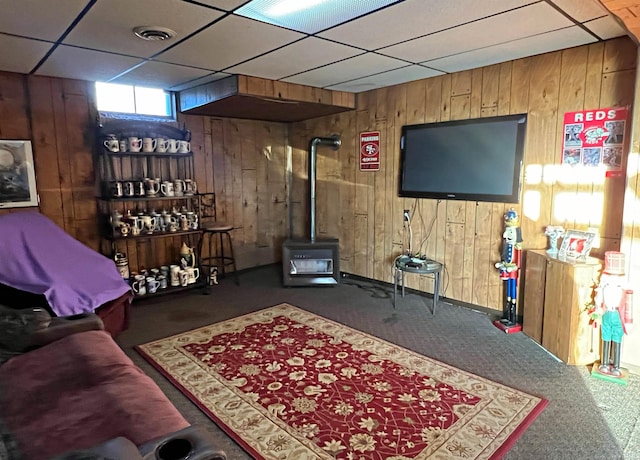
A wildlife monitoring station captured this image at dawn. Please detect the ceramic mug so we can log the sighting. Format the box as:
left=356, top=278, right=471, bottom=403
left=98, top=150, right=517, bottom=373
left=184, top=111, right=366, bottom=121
left=131, top=274, right=146, bottom=296
left=166, top=139, right=178, bottom=153
left=156, top=138, right=168, bottom=153
left=104, top=136, right=119, bottom=152
left=109, top=181, right=123, bottom=198
left=123, top=181, right=135, bottom=197
left=179, top=270, right=189, bottom=287
left=173, top=179, right=185, bottom=197
left=146, top=276, right=160, bottom=294
left=142, top=137, right=157, bottom=153
left=118, top=139, right=128, bottom=152
left=128, top=137, right=142, bottom=152
left=135, top=180, right=146, bottom=197
left=157, top=275, right=168, bottom=289
left=161, top=181, right=174, bottom=197
left=177, top=140, right=190, bottom=153
left=144, top=177, right=160, bottom=196
left=170, top=265, right=180, bottom=286
left=186, top=267, right=200, bottom=284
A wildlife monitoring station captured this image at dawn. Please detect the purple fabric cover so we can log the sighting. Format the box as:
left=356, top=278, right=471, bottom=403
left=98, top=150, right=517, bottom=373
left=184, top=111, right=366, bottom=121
left=0, top=330, right=189, bottom=459
left=0, top=212, right=131, bottom=316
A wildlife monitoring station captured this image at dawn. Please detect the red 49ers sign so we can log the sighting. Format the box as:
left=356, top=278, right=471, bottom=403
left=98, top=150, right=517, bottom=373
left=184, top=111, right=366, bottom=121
left=360, top=131, right=380, bottom=171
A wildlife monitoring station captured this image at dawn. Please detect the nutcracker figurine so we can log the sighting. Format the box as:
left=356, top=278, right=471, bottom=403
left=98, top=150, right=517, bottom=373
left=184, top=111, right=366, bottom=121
left=494, top=209, right=523, bottom=333
left=591, top=251, right=634, bottom=383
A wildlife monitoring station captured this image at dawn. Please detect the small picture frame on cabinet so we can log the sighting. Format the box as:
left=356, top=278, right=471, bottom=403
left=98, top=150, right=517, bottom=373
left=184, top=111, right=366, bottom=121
left=0, top=140, right=39, bottom=208
left=558, top=230, right=596, bottom=260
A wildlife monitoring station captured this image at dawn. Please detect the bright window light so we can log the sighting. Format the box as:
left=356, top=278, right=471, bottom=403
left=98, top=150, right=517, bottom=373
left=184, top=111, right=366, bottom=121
left=96, top=82, right=135, bottom=113
left=95, top=82, right=173, bottom=117
left=235, top=0, right=398, bottom=34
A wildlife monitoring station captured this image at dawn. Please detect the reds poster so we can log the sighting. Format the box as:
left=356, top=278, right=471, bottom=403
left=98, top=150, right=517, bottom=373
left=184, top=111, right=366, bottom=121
left=360, top=131, right=380, bottom=171
left=562, top=107, right=628, bottom=176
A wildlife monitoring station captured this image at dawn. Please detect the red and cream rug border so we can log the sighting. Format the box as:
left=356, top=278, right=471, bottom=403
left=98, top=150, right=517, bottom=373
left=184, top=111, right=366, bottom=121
left=136, top=303, right=547, bottom=459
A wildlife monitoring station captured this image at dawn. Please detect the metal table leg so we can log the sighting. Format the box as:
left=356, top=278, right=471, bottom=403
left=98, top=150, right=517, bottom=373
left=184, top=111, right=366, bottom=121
left=432, top=271, right=440, bottom=315
left=393, top=267, right=398, bottom=308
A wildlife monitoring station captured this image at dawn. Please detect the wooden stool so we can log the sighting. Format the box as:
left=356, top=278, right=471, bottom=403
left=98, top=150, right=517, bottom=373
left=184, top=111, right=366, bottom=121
left=196, top=193, right=238, bottom=288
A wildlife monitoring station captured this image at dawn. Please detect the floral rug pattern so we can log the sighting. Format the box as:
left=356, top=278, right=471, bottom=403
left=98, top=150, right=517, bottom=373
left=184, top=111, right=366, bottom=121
left=137, top=304, right=546, bottom=459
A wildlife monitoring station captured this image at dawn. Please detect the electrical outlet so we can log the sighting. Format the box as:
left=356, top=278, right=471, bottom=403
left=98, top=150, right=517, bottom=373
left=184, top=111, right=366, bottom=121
left=403, top=210, right=410, bottom=221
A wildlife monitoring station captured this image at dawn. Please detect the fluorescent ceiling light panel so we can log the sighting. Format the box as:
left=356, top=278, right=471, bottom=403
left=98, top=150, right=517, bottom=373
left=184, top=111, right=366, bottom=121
left=235, top=0, right=398, bottom=34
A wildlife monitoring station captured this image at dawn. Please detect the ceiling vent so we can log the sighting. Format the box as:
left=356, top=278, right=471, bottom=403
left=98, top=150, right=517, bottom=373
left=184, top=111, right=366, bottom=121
left=133, top=26, right=177, bottom=41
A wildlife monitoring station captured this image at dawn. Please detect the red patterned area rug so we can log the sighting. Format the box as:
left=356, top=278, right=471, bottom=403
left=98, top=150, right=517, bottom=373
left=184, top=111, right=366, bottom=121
left=137, top=303, right=547, bottom=459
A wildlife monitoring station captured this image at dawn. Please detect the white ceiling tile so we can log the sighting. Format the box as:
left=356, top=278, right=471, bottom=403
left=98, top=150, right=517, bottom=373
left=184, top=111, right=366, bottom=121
left=35, top=45, right=143, bottom=82
left=0, top=34, right=53, bottom=74
left=379, top=2, right=573, bottom=63
left=0, top=0, right=88, bottom=41
left=318, top=0, right=537, bottom=50
left=551, top=0, right=608, bottom=22
left=64, top=0, right=224, bottom=58
left=110, top=60, right=215, bottom=89
left=234, top=0, right=398, bottom=34
left=157, top=15, right=304, bottom=70
left=423, top=26, right=597, bottom=73
left=584, top=16, right=628, bottom=40
left=191, top=0, right=247, bottom=11
left=326, top=65, right=444, bottom=92
left=170, top=72, right=231, bottom=91
left=226, top=37, right=363, bottom=80
left=282, top=53, right=409, bottom=88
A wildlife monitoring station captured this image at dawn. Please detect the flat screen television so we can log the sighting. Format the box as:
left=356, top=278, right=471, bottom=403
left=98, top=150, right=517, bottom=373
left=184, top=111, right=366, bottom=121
left=399, top=114, right=527, bottom=203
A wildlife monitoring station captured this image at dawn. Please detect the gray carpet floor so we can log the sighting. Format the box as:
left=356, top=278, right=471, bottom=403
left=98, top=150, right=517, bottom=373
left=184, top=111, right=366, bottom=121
left=116, top=265, right=640, bottom=460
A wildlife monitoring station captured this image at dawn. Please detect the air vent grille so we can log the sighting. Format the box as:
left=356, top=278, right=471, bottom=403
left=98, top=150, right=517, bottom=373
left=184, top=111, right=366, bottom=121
left=133, top=26, right=176, bottom=41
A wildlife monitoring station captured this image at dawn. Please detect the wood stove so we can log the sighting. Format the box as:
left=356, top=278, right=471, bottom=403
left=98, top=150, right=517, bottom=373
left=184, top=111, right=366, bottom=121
left=282, top=136, right=341, bottom=286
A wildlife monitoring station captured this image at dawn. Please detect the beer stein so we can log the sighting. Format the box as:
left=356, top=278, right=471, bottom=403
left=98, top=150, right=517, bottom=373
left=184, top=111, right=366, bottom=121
left=109, top=181, right=123, bottom=198
left=161, top=181, right=175, bottom=197
left=135, top=180, right=146, bottom=197
left=173, top=179, right=185, bottom=197
left=123, top=181, right=135, bottom=197
left=156, top=138, right=168, bottom=153
left=166, top=139, right=178, bottom=153
left=177, top=140, right=191, bottom=154
left=144, top=177, right=160, bottom=196
left=128, top=137, right=143, bottom=152
left=142, top=137, right=157, bottom=153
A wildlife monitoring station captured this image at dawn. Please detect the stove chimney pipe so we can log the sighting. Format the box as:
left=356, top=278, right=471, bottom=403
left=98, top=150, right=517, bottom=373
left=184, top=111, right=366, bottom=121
left=309, top=135, right=341, bottom=242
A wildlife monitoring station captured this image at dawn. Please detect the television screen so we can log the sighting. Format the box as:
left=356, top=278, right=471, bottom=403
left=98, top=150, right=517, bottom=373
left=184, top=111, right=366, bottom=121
left=399, top=114, right=527, bottom=203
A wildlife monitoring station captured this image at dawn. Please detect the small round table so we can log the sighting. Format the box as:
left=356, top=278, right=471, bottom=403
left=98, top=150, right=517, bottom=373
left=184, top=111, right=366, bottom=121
left=393, top=256, right=443, bottom=314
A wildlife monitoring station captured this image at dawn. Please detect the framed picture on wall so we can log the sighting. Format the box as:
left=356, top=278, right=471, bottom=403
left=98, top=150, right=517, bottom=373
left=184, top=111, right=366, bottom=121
left=558, top=230, right=596, bottom=260
left=0, top=140, right=38, bottom=208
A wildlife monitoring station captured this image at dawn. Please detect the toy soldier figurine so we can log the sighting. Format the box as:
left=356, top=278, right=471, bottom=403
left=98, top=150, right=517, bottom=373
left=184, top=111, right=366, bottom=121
left=592, top=251, right=633, bottom=380
left=494, top=209, right=523, bottom=332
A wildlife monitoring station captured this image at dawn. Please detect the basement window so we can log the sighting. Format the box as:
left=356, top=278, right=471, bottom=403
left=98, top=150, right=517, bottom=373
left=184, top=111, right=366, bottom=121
left=95, top=82, right=175, bottom=121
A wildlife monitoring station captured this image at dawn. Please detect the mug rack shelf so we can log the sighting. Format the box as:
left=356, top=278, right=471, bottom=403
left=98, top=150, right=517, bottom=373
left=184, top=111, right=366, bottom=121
left=105, top=229, right=202, bottom=241
left=96, top=119, right=204, bottom=299
left=97, top=195, right=197, bottom=202
left=102, top=151, right=193, bottom=158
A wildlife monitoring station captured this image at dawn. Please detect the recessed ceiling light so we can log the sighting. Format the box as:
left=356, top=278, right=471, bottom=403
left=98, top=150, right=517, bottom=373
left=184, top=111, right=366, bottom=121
left=235, top=0, right=398, bottom=34
left=133, top=26, right=177, bottom=41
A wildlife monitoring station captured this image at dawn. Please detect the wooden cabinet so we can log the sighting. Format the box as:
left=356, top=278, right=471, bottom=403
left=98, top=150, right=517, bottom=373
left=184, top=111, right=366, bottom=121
left=523, top=249, right=602, bottom=365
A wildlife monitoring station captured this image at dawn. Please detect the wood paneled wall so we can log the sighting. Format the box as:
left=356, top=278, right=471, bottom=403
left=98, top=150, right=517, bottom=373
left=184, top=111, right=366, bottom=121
left=183, top=115, right=289, bottom=269
left=0, top=73, right=97, bottom=246
left=290, top=37, right=638, bottom=313
left=0, top=71, right=290, bottom=272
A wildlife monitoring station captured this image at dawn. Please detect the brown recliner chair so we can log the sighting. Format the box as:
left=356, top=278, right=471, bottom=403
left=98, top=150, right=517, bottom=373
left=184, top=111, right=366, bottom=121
left=0, top=307, right=227, bottom=460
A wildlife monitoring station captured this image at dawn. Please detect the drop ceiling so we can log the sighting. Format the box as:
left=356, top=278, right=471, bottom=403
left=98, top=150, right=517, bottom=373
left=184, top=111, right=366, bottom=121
left=0, top=0, right=632, bottom=95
